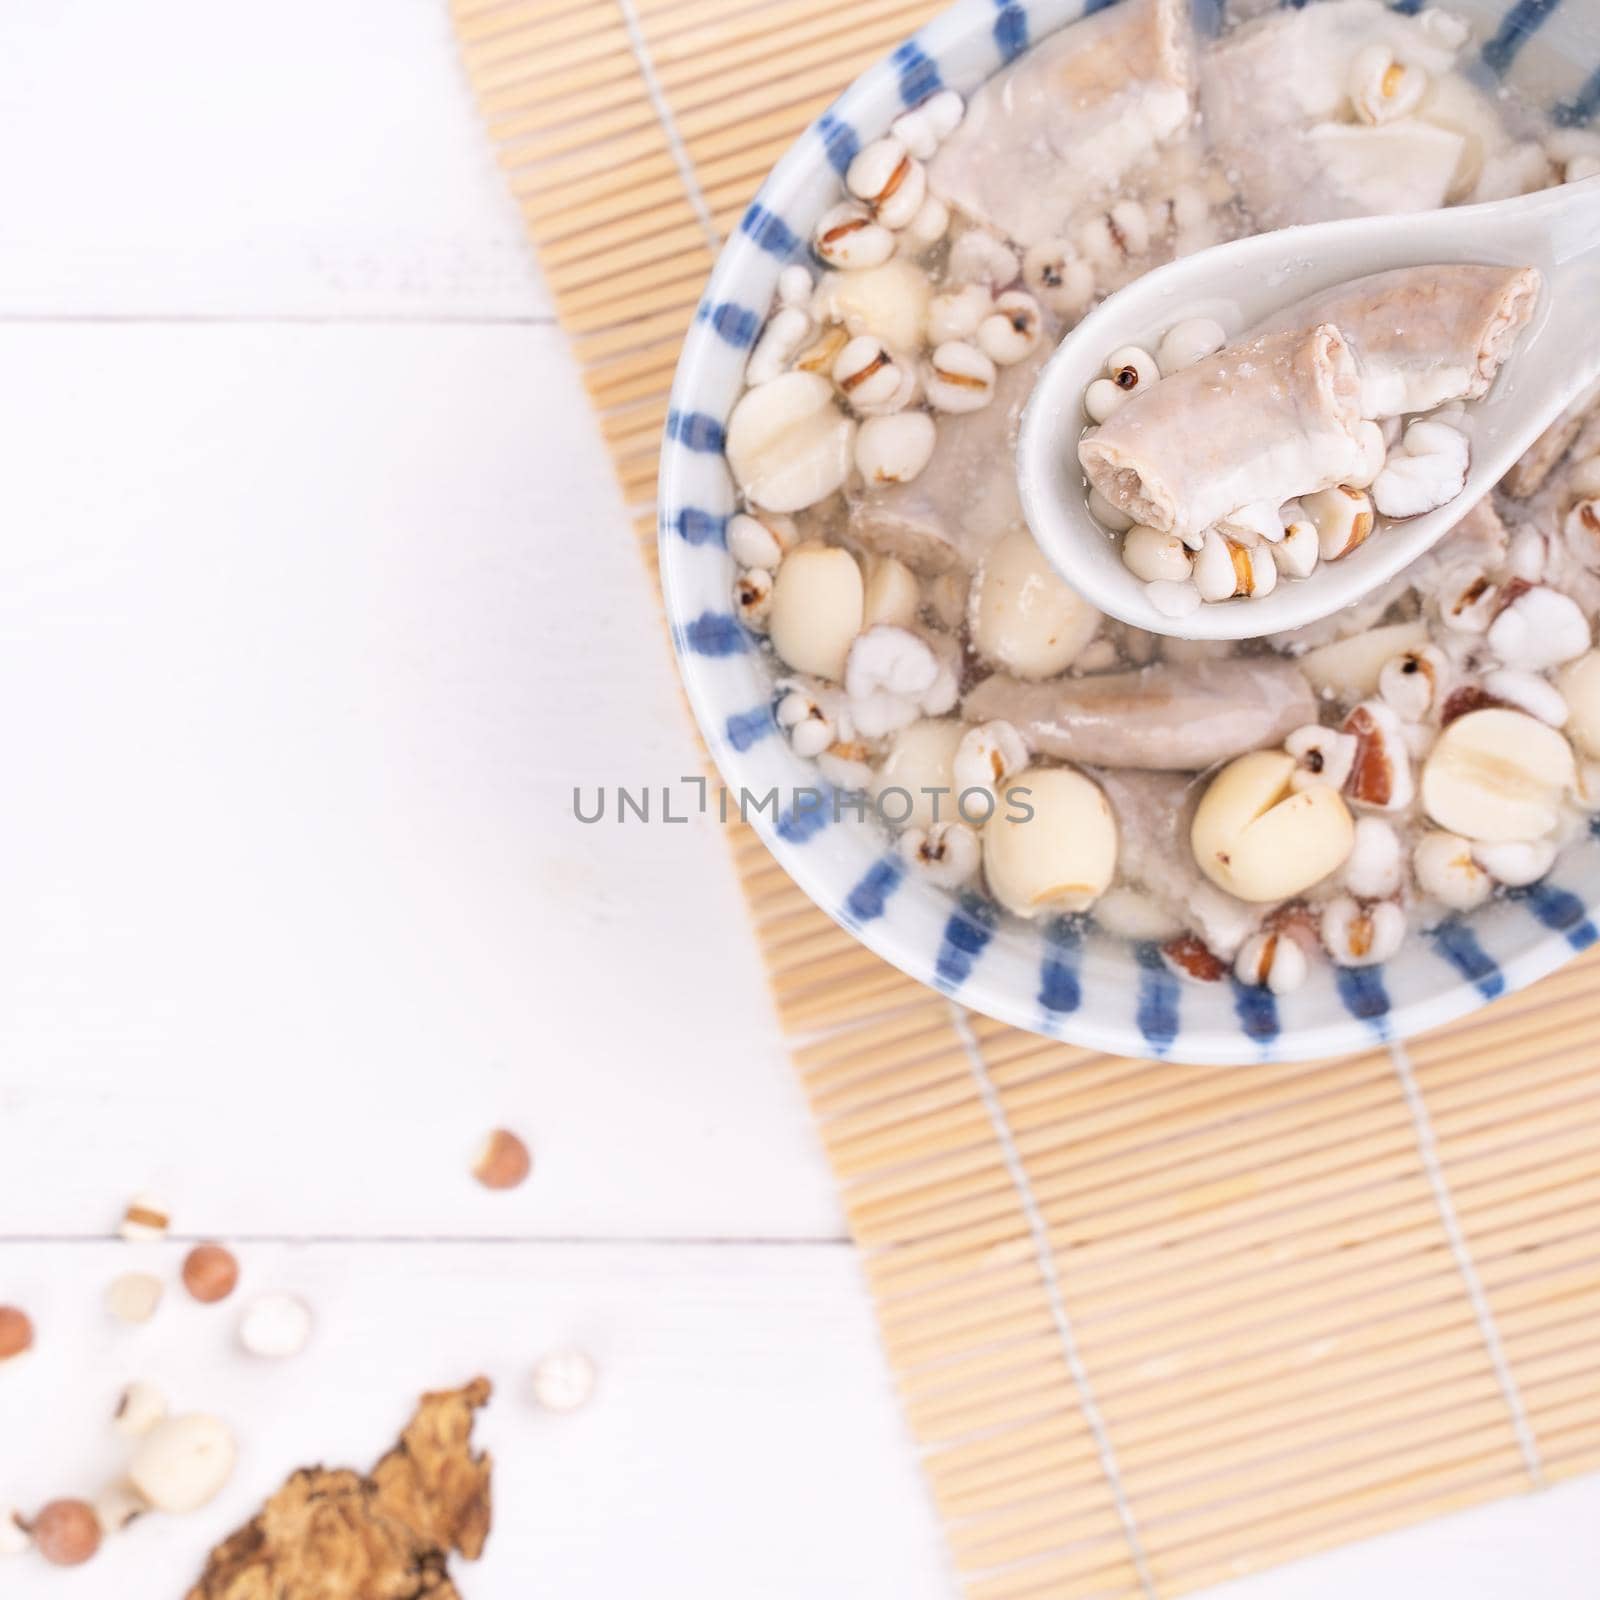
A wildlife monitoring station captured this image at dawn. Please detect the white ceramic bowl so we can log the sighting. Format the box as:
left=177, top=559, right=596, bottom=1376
left=658, top=0, right=1600, bottom=1064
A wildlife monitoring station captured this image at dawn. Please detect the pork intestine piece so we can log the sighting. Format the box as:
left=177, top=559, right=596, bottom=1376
left=846, top=346, right=1047, bottom=574
left=927, top=0, right=1194, bottom=248
left=1079, top=325, right=1365, bottom=543
left=1261, top=265, right=1541, bottom=418
left=962, top=658, right=1317, bottom=770
left=1200, top=0, right=1472, bottom=228
left=1505, top=377, right=1600, bottom=499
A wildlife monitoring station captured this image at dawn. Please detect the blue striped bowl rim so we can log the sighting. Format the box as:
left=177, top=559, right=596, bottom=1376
left=658, top=0, right=1600, bottom=1063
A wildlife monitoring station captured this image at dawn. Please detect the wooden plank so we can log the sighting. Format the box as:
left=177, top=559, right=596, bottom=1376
left=0, top=1242, right=946, bottom=1599
left=0, top=322, right=829, bottom=1240
left=0, top=0, right=547, bottom=319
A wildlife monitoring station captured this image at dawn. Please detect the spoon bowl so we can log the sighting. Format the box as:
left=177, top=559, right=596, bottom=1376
left=1018, top=179, right=1600, bottom=641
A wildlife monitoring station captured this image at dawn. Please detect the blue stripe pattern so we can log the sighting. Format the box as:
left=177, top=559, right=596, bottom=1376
left=682, top=612, right=748, bottom=657
left=1482, top=0, right=1562, bottom=75
left=673, top=507, right=725, bottom=546
left=1038, top=919, right=1082, bottom=1015
left=892, top=41, right=942, bottom=106
left=776, top=788, right=834, bottom=844
left=1510, top=881, right=1598, bottom=949
left=994, top=1, right=1029, bottom=61
left=1231, top=978, right=1280, bottom=1046
left=739, top=203, right=800, bottom=258
left=1134, top=942, right=1179, bottom=1054
left=936, top=894, right=997, bottom=989
left=1556, top=66, right=1600, bottom=126
left=699, top=301, right=760, bottom=348
left=657, top=0, right=1600, bottom=1061
left=1335, top=966, right=1391, bottom=1030
left=817, top=112, right=859, bottom=176
left=724, top=707, right=775, bottom=752
left=1431, top=918, right=1506, bottom=998
left=666, top=411, right=725, bottom=452
left=845, top=856, right=904, bottom=924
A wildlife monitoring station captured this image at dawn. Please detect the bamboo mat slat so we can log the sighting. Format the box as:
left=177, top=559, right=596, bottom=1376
left=451, top=3, right=1600, bottom=1592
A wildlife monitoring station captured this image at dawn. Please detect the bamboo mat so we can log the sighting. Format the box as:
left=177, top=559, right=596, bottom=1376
left=451, top=2, right=1600, bottom=1592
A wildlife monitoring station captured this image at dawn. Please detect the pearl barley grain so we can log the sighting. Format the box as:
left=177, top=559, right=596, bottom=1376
left=533, top=1350, right=597, bottom=1413
left=119, top=1195, right=170, bottom=1242
left=94, top=1483, right=148, bottom=1537
left=1156, top=317, right=1226, bottom=374
left=812, top=201, right=895, bottom=270
left=1123, top=525, right=1193, bottom=584
left=0, top=1509, right=28, bottom=1557
left=238, top=1294, right=313, bottom=1360
left=1104, top=346, right=1160, bottom=397
left=1088, top=487, right=1134, bottom=532
left=855, top=411, right=936, bottom=487
left=924, top=342, right=996, bottom=413
left=1023, top=241, right=1094, bottom=316
left=1085, top=377, right=1129, bottom=424
left=1146, top=579, right=1202, bottom=619
left=976, top=292, right=1042, bottom=366
left=926, top=284, right=992, bottom=345
left=114, top=1381, right=168, bottom=1438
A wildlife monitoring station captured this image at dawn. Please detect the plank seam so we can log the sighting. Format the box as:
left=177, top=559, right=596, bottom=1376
left=615, top=0, right=722, bottom=252
left=1388, top=1034, right=1547, bottom=1489
left=947, top=999, right=1160, bottom=1600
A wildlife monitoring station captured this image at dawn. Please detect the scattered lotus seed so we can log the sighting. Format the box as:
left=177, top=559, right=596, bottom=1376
left=238, top=1292, right=313, bottom=1359
left=129, top=1414, right=237, bottom=1513
left=532, top=1350, right=597, bottom=1413
left=106, top=1271, right=164, bottom=1325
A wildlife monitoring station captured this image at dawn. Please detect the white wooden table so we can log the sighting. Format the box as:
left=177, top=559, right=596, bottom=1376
left=0, top=2, right=1595, bottom=1593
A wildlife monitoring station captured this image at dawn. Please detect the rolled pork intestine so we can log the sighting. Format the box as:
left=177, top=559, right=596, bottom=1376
left=719, top=0, right=1600, bottom=989
left=1261, top=264, right=1541, bottom=416
left=927, top=0, right=1196, bottom=250
left=1078, top=264, right=1540, bottom=579
left=1079, top=323, right=1370, bottom=545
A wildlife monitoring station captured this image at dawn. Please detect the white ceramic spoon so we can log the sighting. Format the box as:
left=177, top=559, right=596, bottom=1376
left=1018, top=178, right=1600, bottom=641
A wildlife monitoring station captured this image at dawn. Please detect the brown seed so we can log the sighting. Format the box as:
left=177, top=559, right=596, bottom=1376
left=1161, top=934, right=1228, bottom=982
left=0, top=1305, right=33, bottom=1360
left=1342, top=705, right=1397, bottom=807
left=182, top=1244, right=240, bottom=1304
left=30, top=1500, right=101, bottom=1567
left=1441, top=684, right=1506, bottom=726
left=472, top=1129, right=531, bottom=1191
